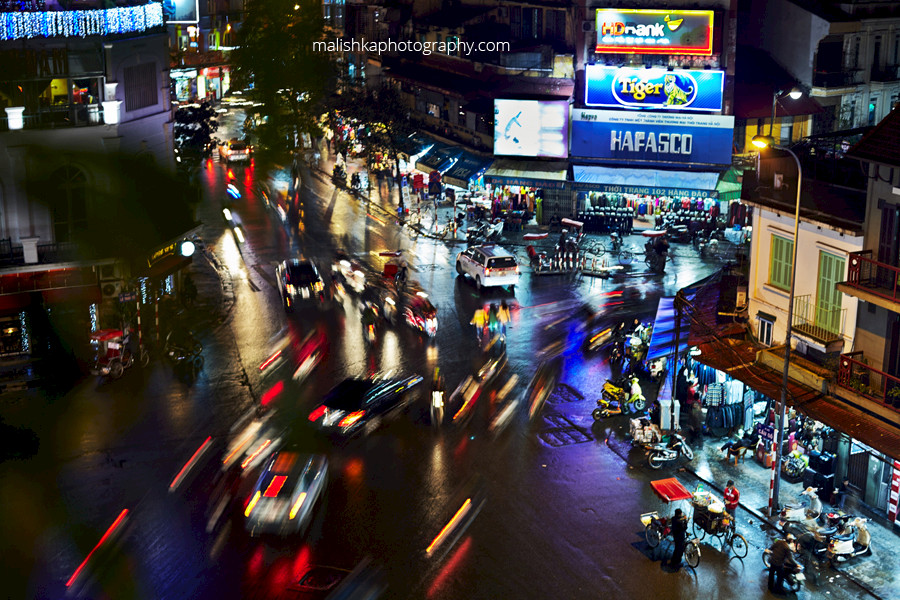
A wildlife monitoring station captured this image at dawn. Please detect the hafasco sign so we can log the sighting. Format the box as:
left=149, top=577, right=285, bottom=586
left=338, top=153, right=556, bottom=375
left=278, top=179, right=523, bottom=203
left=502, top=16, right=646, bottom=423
left=595, top=9, right=714, bottom=55
left=570, top=108, right=735, bottom=167
left=585, top=65, right=724, bottom=112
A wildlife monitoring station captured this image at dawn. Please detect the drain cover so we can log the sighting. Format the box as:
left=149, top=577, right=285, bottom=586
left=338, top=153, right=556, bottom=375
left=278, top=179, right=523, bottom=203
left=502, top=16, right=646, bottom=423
left=547, top=383, right=585, bottom=403
left=537, top=413, right=593, bottom=447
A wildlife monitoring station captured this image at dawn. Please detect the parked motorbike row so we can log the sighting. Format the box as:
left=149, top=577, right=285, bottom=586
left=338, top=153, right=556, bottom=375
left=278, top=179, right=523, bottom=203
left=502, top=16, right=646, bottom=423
left=91, top=326, right=203, bottom=382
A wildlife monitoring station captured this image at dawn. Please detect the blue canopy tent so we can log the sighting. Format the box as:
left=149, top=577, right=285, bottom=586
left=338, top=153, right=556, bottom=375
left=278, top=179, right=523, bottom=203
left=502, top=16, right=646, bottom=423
left=646, top=272, right=722, bottom=362
left=415, top=140, right=464, bottom=174
left=443, top=151, right=493, bottom=189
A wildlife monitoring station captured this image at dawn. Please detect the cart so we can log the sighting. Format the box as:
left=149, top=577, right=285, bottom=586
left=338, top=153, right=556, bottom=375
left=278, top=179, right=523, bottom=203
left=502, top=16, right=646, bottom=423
left=641, top=478, right=701, bottom=568
left=690, top=489, right=749, bottom=558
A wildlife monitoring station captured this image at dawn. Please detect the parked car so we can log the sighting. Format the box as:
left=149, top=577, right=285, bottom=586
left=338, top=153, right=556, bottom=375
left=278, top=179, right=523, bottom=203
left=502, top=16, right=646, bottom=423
left=307, top=374, right=424, bottom=437
left=456, top=244, right=519, bottom=290
left=277, top=258, right=327, bottom=312
left=219, top=138, right=251, bottom=163
left=244, top=450, right=328, bottom=537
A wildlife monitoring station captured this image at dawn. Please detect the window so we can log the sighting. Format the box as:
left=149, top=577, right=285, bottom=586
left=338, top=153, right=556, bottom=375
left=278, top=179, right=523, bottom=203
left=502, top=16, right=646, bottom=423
left=853, top=37, right=861, bottom=68
left=123, top=62, right=158, bottom=112
left=769, top=234, right=794, bottom=291
left=816, top=251, right=846, bottom=335
left=758, top=317, right=774, bottom=346
left=50, top=165, right=88, bottom=243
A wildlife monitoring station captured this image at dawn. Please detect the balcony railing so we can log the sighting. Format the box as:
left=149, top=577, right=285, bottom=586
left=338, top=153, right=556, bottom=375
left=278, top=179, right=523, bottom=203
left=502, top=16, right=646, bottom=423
left=792, top=294, right=845, bottom=344
left=812, top=69, right=863, bottom=88
left=844, top=250, right=900, bottom=303
left=837, top=351, right=900, bottom=413
left=1, top=105, right=104, bottom=132
left=0, top=239, right=82, bottom=268
left=870, top=65, right=900, bottom=82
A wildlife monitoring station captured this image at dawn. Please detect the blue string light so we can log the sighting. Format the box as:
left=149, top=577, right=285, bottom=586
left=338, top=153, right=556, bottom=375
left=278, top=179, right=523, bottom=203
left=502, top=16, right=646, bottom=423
left=0, top=4, right=164, bottom=41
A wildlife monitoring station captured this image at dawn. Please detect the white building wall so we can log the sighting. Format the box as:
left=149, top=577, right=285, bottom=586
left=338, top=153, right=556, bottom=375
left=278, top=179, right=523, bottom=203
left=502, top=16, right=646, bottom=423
left=748, top=205, right=863, bottom=353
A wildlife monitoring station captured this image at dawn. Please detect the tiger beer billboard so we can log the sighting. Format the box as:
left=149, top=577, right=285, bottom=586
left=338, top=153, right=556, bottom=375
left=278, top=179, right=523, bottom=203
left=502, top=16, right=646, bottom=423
left=595, top=9, right=714, bottom=55
left=585, top=65, right=724, bottom=112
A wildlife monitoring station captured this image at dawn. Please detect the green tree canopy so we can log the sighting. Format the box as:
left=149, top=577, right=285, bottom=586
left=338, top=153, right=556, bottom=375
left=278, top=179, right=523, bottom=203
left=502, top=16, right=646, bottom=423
left=333, top=83, right=414, bottom=164
left=231, top=0, right=336, bottom=158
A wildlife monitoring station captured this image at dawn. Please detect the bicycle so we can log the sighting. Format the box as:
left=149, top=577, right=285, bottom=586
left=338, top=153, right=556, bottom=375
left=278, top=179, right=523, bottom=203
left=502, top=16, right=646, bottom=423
left=691, top=499, right=748, bottom=558
left=644, top=515, right=702, bottom=568
left=587, top=235, right=634, bottom=265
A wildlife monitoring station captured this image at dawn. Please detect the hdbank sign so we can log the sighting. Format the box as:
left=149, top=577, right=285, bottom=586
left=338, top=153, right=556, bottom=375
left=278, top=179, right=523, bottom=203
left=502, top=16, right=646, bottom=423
left=571, top=109, right=734, bottom=167
left=585, top=65, right=724, bottom=112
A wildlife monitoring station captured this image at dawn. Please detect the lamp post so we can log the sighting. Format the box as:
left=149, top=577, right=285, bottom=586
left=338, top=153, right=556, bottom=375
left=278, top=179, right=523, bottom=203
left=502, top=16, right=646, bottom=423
left=770, top=87, right=804, bottom=137
left=752, top=134, right=802, bottom=516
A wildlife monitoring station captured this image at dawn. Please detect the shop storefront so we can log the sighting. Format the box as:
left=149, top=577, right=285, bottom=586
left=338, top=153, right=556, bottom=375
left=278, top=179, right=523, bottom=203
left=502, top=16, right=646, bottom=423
left=484, top=159, right=570, bottom=225
left=572, top=165, right=723, bottom=236
left=442, top=150, right=493, bottom=194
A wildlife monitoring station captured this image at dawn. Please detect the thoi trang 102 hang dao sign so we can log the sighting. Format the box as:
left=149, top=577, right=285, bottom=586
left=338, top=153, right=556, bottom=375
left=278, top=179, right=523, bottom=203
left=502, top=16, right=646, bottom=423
left=585, top=65, right=724, bottom=112
left=595, top=9, right=714, bottom=55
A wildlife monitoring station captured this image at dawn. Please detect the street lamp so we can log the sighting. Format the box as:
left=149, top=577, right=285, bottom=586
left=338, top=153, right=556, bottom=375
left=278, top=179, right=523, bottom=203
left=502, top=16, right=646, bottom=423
left=771, top=86, right=804, bottom=137
left=752, top=134, right=802, bottom=516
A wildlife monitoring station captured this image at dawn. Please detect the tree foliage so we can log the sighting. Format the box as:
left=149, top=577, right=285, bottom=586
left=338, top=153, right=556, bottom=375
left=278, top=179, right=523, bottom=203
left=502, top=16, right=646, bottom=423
left=333, top=83, right=414, bottom=163
left=173, top=102, right=219, bottom=170
left=231, top=0, right=336, bottom=157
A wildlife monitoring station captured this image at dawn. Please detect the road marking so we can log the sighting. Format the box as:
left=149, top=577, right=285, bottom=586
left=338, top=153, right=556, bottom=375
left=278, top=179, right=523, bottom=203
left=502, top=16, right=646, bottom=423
left=252, top=264, right=277, bottom=289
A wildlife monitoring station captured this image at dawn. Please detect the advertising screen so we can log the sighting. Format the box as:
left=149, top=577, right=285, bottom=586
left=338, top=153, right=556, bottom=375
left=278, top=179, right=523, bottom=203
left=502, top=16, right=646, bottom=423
left=494, top=99, right=568, bottom=159
left=585, top=65, right=724, bottom=112
left=595, top=9, right=714, bottom=55
left=162, top=0, right=199, bottom=24
left=570, top=108, right=734, bottom=167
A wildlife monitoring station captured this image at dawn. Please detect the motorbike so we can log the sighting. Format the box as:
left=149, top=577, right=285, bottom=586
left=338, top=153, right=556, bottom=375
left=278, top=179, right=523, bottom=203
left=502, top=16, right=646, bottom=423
left=431, top=368, right=445, bottom=428
left=477, top=334, right=508, bottom=385
left=778, top=487, right=823, bottom=529
left=332, top=164, right=347, bottom=186
left=645, top=432, right=694, bottom=469
left=593, top=377, right=647, bottom=420
left=402, top=291, right=437, bottom=338
left=827, top=517, right=871, bottom=563
left=485, top=218, right=504, bottom=241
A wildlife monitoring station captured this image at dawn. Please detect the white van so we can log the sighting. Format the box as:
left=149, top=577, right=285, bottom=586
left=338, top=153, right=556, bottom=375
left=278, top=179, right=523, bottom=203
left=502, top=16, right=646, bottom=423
left=455, top=245, right=519, bottom=290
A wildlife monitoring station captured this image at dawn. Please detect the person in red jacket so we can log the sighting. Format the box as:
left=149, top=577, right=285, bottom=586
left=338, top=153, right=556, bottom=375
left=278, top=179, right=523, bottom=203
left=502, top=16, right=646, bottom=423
left=724, top=480, right=740, bottom=515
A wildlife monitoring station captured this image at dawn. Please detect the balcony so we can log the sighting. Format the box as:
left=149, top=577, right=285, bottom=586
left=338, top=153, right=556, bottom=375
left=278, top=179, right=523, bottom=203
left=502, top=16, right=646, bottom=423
left=791, top=294, right=845, bottom=348
left=0, top=240, right=83, bottom=269
left=0, top=104, right=106, bottom=132
left=836, top=351, right=900, bottom=417
left=870, top=64, right=900, bottom=83
left=837, top=250, right=900, bottom=313
left=812, top=69, right=863, bottom=89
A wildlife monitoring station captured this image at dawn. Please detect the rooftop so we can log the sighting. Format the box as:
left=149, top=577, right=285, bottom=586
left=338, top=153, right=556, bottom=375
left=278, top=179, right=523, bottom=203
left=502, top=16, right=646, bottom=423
left=847, top=107, right=900, bottom=168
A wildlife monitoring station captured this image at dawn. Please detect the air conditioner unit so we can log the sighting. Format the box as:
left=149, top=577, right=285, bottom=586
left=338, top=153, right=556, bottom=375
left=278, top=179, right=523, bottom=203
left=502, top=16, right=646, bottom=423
left=582, top=20, right=594, bottom=32
left=101, top=281, right=123, bottom=299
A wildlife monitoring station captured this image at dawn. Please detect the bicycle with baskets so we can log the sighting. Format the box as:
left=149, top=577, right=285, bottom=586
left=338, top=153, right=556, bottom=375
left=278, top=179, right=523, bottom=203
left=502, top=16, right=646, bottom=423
left=691, top=487, right=749, bottom=558
left=586, top=232, right=634, bottom=265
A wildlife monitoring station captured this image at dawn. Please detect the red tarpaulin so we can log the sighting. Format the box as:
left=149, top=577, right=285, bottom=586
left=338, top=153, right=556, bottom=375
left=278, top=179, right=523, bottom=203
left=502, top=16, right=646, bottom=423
left=651, top=478, right=693, bottom=503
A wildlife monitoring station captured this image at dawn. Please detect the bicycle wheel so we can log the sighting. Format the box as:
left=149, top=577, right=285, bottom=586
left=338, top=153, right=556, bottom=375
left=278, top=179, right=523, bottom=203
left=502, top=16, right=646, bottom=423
left=140, top=348, right=151, bottom=368
left=618, top=250, right=634, bottom=265
left=692, top=519, right=706, bottom=541
left=645, top=524, right=661, bottom=548
left=591, top=243, right=606, bottom=256
left=729, top=533, right=748, bottom=558
left=685, top=541, right=700, bottom=568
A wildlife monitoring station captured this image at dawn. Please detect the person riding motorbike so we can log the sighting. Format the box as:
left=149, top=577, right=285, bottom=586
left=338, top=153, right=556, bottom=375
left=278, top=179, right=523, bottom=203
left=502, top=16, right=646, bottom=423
left=768, top=534, right=799, bottom=594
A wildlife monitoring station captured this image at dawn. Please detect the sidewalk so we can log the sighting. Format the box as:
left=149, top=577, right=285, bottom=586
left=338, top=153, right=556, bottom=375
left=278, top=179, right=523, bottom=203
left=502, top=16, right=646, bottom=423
left=682, top=426, right=899, bottom=600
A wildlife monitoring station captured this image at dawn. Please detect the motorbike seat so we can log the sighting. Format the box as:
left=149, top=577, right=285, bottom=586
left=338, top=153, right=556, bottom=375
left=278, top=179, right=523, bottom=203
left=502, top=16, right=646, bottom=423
left=833, top=533, right=855, bottom=541
left=818, top=526, right=837, bottom=536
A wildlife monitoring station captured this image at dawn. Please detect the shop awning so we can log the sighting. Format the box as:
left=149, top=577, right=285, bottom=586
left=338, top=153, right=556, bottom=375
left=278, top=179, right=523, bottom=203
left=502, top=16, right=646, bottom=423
left=141, top=255, right=193, bottom=280
left=572, top=165, right=721, bottom=199
left=484, top=159, right=568, bottom=190
left=647, top=297, right=691, bottom=362
left=415, top=141, right=464, bottom=174
left=397, top=133, right=434, bottom=160
left=443, top=151, right=493, bottom=189
left=716, top=167, right=744, bottom=203
left=692, top=337, right=900, bottom=461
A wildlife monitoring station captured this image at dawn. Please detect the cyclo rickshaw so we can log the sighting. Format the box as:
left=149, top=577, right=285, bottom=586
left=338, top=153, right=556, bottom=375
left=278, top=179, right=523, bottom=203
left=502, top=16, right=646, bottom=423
left=690, top=488, right=749, bottom=557
left=90, top=328, right=138, bottom=380
left=642, top=478, right=701, bottom=568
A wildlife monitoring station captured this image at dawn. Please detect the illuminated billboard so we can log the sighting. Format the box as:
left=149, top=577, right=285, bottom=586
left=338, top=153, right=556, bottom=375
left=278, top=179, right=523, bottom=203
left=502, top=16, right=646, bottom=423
left=570, top=108, right=734, bottom=167
left=163, top=0, right=199, bottom=24
left=595, top=9, right=714, bottom=55
left=494, top=99, right=568, bottom=159
left=585, top=65, right=724, bottom=112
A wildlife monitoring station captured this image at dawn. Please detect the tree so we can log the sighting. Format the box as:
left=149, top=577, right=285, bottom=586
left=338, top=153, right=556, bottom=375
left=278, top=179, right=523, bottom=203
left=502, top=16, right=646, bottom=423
left=334, top=83, right=415, bottom=171
left=231, top=0, right=336, bottom=159
left=173, top=102, right=219, bottom=173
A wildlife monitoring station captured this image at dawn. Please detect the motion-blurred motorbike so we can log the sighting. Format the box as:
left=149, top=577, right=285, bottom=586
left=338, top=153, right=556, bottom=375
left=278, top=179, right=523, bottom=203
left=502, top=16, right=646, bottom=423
left=645, top=433, right=693, bottom=469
